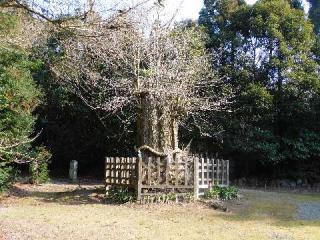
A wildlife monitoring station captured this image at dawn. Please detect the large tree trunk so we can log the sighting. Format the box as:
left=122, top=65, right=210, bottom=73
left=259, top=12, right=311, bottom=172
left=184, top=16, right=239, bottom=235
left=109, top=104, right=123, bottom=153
left=137, top=94, right=178, bottom=153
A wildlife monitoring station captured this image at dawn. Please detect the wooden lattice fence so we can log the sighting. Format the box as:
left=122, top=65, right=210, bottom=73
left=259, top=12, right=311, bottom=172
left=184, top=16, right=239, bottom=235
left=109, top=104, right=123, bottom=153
left=197, top=158, right=229, bottom=196
left=105, top=157, right=137, bottom=187
left=136, top=154, right=197, bottom=201
left=105, top=155, right=229, bottom=200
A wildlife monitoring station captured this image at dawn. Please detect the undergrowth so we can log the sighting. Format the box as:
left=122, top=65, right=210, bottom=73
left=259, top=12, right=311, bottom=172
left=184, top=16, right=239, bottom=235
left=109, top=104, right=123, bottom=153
left=109, top=186, right=135, bottom=203
left=203, top=186, right=239, bottom=200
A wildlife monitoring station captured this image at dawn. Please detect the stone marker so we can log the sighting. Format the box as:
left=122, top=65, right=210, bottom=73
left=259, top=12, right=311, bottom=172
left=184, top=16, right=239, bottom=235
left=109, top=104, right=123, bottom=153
left=69, top=160, right=78, bottom=182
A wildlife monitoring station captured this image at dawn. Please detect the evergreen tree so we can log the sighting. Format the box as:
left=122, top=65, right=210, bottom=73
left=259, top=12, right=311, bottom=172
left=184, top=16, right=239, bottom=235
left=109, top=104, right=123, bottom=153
left=200, top=0, right=320, bottom=180
left=0, top=12, right=50, bottom=188
left=308, top=0, right=320, bottom=34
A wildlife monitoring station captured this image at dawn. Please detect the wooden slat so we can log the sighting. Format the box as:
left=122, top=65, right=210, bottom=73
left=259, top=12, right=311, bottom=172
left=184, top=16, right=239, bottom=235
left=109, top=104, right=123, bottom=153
left=184, top=156, right=188, bottom=186
left=175, top=154, right=179, bottom=186
left=212, top=158, right=215, bottom=186
left=140, top=192, right=192, bottom=196
left=157, top=157, right=161, bottom=184
left=207, top=158, right=210, bottom=186
left=132, top=157, right=136, bottom=184
left=105, top=157, right=110, bottom=181
left=194, top=157, right=199, bottom=199
left=125, top=157, right=128, bottom=184
left=147, top=157, right=151, bottom=185
left=126, top=158, right=131, bottom=184
left=226, top=160, right=229, bottom=186
left=126, top=157, right=129, bottom=184
left=111, top=157, right=114, bottom=184
left=113, top=157, right=116, bottom=184
left=201, top=158, right=204, bottom=186
left=120, top=157, right=123, bottom=184
left=137, top=157, right=142, bottom=200
left=140, top=185, right=194, bottom=189
left=221, top=159, right=224, bottom=186
left=116, top=157, right=120, bottom=184
left=217, top=159, right=220, bottom=185
left=165, top=157, right=169, bottom=185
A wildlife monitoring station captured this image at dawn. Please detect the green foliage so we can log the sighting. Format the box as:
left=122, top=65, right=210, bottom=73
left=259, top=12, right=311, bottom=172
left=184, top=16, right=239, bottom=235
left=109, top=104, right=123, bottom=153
left=308, top=0, right=320, bottom=34
left=289, top=0, right=304, bottom=9
left=167, top=192, right=177, bottom=201
left=0, top=12, right=17, bottom=34
left=109, top=187, right=135, bottom=203
left=0, top=47, right=48, bottom=158
left=204, top=186, right=239, bottom=200
left=199, top=0, right=320, bottom=179
left=203, top=186, right=220, bottom=199
left=0, top=165, right=13, bottom=192
left=0, top=46, right=50, bottom=186
left=29, top=158, right=50, bottom=184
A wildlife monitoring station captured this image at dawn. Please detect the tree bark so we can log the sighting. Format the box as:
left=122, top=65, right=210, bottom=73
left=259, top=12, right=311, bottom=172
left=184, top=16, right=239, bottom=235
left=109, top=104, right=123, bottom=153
left=137, top=93, right=178, bottom=153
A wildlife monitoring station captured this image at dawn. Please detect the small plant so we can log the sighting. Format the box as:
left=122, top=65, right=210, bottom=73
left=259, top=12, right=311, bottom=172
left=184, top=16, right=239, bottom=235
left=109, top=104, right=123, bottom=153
left=203, top=186, right=220, bottom=200
left=167, top=192, right=177, bottom=201
left=109, top=187, right=135, bottom=203
left=219, top=186, right=239, bottom=200
left=29, top=161, right=50, bottom=184
left=204, top=186, right=239, bottom=201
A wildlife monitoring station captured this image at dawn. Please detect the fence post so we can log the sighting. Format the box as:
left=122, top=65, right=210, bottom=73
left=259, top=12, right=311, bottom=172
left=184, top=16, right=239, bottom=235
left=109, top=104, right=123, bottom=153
left=222, top=159, right=225, bottom=186
left=69, top=160, right=78, bottom=182
left=193, top=157, right=199, bottom=200
left=105, top=157, right=111, bottom=197
left=201, top=157, right=204, bottom=187
left=165, top=156, right=169, bottom=185
left=157, top=157, right=161, bottom=184
left=227, top=160, right=230, bottom=186
left=175, top=154, right=179, bottom=186
left=217, top=159, right=220, bottom=185
left=184, top=156, right=188, bottom=186
left=136, top=156, right=142, bottom=201
left=211, top=158, right=215, bottom=187
left=131, top=157, right=136, bottom=185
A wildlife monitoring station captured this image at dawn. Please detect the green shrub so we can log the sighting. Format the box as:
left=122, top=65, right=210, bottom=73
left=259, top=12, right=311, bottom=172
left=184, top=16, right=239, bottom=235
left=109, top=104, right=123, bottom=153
left=109, top=187, right=135, bottom=203
left=203, top=186, right=220, bottom=200
left=167, top=192, right=177, bottom=201
left=204, top=186, right=239, bottom=200
left=29, top=161, right=50, bottom=184
left=0, top=165, right=13, bottom=192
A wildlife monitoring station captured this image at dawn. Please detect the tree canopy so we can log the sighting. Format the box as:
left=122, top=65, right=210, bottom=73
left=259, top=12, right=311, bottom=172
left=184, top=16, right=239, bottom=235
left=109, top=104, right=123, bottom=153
left=199, top=0, right=320, bottom=180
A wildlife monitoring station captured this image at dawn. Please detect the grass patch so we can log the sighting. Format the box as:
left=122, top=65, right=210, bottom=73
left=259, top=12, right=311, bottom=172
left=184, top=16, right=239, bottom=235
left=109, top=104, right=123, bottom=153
left=291, top=193, right=320, bottom=202
left=1, top=183, right=320, bottom=240
left=248, top=200, right=296, bottom=220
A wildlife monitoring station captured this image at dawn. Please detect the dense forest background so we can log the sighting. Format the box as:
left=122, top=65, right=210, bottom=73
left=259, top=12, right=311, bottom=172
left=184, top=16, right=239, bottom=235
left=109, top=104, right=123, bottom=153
left=1, top=0, right=319, bottom=187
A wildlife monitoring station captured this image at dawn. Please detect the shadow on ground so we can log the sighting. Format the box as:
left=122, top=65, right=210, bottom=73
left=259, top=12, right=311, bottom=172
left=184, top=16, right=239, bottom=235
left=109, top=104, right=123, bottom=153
left=2, top=182, right=320, bottom=229
left=216, top=189, right=320, bottom=228
left=4, top=181, right=107, bottom=205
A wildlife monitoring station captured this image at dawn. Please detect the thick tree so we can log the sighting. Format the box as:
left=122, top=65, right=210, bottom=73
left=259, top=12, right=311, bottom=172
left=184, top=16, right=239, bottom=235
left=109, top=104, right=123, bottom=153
left=41, top=14, right=226, bottom=156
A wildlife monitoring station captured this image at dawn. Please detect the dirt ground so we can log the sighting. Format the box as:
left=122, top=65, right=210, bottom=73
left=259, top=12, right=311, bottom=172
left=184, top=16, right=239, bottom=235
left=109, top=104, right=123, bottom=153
left=0, top=180, right=319, bottom=240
